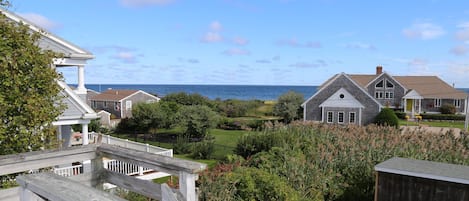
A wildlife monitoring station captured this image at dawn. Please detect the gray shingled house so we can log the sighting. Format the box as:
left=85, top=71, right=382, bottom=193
left=302, top=66, right=468, bottom=125
left=89, top=89, right=160, bottom=119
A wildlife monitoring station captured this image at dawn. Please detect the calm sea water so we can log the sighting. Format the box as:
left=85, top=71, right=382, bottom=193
left=83, top=84, right=469, bottom=101
left=85, top=84, right=318, bottom=100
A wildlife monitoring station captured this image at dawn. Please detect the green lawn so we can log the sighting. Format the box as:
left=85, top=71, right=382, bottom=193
left=111, top=128, right=249, bottom=168
left=399, top=119, right=466, bottom=129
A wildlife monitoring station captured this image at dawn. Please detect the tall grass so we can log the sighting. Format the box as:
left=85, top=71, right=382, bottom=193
left=199, top=122, right=469, bottom=201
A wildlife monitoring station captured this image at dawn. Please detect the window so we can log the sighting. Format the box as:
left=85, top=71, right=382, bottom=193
left=91, top=101, right=96, bottom=108
left=434, top=99, right=441, bottom=107
left=455, top=99, right=461, bottom=108
left=375, top=91, right=383, bottom=99
left=126, top=100, right=132, bottom=110
left=114, top=102, right=120, bottom=111
left=386, top=80, right=394, bottom=88
left=103, top=101, right=107, bottom=108
left=349, top=112, right=356, bottom=124
left=327, top=111, right=333, bottom=123
left=385, top=92, right=394, bottom=99
left=338, top=112, right=344, bottom=123
left=375, top=80, right=384, bottom=88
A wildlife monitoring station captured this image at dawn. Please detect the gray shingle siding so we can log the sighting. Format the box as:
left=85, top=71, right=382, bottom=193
left=304, top=74, right=381, bottom=125
left=366, top=74, right=406, bottom=108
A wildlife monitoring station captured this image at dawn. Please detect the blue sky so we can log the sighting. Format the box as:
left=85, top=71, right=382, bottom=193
left=8, top=0, right=469, bottom=87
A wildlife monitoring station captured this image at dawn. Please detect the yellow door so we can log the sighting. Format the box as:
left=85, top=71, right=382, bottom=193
left=406, top=99, right=413, bottom=111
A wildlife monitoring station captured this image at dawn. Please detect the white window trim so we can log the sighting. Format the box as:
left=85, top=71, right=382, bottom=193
left=455, top=99, right=461, bottom=108
left=338, top=112, right=345, bottom=124
left=375, top=79, right=384, bottom=89
left=435, top=99, right=441, bottom=107
left=327, top=111, right=333, bottom=123
left=385, top=80, right=394, bottom=89
left=349, top=112, right=356, bottom=124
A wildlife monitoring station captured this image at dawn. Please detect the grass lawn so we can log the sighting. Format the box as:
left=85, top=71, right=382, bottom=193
left=111, top=128, right=249, bottom=168
left=399, top=119, right=466, bottom=129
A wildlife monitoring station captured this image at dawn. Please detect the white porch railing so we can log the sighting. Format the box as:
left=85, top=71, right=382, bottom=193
left=36, top=132, right=173, bottom=180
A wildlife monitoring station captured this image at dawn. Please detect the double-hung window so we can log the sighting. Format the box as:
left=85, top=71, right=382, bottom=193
left=338, top=112, right=344, bottom=123
left=434, top=99, right=442, bottom=107
left=327, top=111, right=333, bottom=123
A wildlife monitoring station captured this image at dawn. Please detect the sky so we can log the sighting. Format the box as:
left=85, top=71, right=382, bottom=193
left=6, top=0, right=469, bottom=87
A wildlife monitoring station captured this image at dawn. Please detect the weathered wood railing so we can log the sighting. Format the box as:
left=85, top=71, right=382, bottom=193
left=0, top=144, right=206, bottom=201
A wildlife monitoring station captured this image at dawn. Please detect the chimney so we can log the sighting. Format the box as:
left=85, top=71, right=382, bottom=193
left=376, top=66, right=383, bottom=75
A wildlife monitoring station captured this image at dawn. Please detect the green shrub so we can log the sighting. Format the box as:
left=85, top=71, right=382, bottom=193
left=420, top=113, right=465, bottom=121
left=234, top=132, right=283, bottom=158
left=374, top=108, right=399, bottom=128
left=191, top=139, right=215, bottom=159
left=394, top=111, right=407, bottom=119
left=172, top=135, right=191, bottom=154
left=440, top=103, right=456, bottom=114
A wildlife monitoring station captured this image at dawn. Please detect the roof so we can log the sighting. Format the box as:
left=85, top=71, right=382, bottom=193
left=345, top=72, right=467, bottom=99
left=348, top=74, right=378, bottom=88
left=90, top=90, right=140, bottom=101
left=394, top=76, right=467, bottom=99
left=0, top=7, right=94, bottom=60
left=375, top=157, right=469, bottom=185
left=54, top=81, right=98, bottom=124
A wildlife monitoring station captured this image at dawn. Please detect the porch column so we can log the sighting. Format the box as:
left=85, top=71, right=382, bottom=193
left=77, top=65, right=86, bottom=94
left=412, top=99, right=415, bottom=117
left=82, top=123, right=89, bottom=145
left=403, top=98, right=407, bottom=113
left=418, top=99, right=422, bottom=114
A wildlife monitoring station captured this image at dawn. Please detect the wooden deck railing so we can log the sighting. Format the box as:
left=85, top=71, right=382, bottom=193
left=0, top=144, right=206, bottom=201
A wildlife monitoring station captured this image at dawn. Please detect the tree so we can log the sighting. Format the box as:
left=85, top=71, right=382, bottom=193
left=374, top=108, right=399, bottom=128
left=273, top=91, right=304, bottom=123
left=440, top=103, right=456, bottom=114
left=176, top=105, right=219, bottom=139
left=131, top=102, right=173, bottom=134
left=0, top=9, right=64, bottom=155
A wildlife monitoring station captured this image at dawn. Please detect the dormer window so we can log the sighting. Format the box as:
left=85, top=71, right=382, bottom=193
left=375, top=80, right=384, bottom=88
left=386, top=80, right=394, bottom=88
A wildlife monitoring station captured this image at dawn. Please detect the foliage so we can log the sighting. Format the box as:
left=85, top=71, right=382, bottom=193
left=374, top=108, right=399, bottom=128
left=420, top=113, right=465, bottom=121
left=199, top=165, right=304, bottom=201
left=272, top=91, right=304, bottom=123
left=440, top=103, right=456, bottom=114
left=162, top=92, right=212, bottom=107
left=172, top=135, right=191, bottom=154
left=191, top=136, right=215, bottom=159
left=394, top=111, right=407, bottom=119
left=0, top=10, right=64, bottom=155
left=234, top=129, right=283, bottom=158
left=71, top=119, right=101, bottom=133
left=115, top=117, right=138, bottom=133
left=214, top=99, right=263, bottom=117
left=201, top=122, right=469, bottom=201
left=176, top=105, right=220, bottom=139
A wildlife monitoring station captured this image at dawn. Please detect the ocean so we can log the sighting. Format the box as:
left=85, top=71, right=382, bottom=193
left=83, top=84, right=469, bottom=101
left=85, top=84, right=318, bottom=100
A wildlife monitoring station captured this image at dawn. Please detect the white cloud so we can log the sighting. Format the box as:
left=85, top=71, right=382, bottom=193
left=455, top=22, right=469, bottom=42
left=344, top=42, right=376, bottom=50
left=201, top=21, right=224, bottom=43
left=210, top=21, right=222, bottom=32
left=402, top=22, right=445, bottom=40
left=18, top=13, right=61, bottom=31
left=201, top=32, right=223, bottom=43
left=256, top=59, right=271, bottom=63
left=111, top=51, right=143, bottom=64
left=450, top=45, right=468, bottom=56
left=289, top=60, right=327, bottom=68
left=222, top=48, right=250, bottom=56
left=233, top=37, right=249, bottom=45
left=120, top=0, right=174, bottom=8
left=276, top=38, right=322, bottom=48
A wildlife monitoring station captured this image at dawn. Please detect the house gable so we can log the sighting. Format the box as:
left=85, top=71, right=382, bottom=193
left=319, top=88, right=364, bottom=108
left=303, top=73, right=382, bottom=125
left=0, top=7, right=94, bottom=65
left=365, top=72, right=407, bottom=108
left=54, top=81, right=98, bottom=125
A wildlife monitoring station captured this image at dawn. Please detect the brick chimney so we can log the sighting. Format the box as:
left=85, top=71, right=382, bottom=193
left=376, top=66, right=383, bottom=75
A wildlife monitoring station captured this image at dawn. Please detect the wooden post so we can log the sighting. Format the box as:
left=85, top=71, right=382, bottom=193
left=374, top=171, right=379, bottom=201
left=19, top=186, right=45, bottom=201
left=179, top=172, right=197, bottom=201
left=91, top=152, right=105, bottom=189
